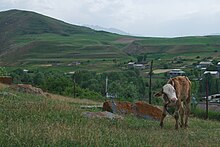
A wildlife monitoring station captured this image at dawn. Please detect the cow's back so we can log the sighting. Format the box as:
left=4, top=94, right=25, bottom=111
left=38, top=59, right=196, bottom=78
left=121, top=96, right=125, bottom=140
left=167, top=76, right=191, bottom=102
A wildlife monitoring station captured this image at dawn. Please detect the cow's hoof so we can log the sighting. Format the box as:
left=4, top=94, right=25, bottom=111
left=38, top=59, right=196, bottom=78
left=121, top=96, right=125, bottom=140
left=175, top=125, right=179, bottom=130
left=160, top=123, right=164, bottom=128
left=184, top=124, right=189, bottom=128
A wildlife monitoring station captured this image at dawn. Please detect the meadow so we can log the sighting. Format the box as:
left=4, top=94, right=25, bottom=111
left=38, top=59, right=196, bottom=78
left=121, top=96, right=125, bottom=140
left=1, top=86, right=220, bottom=146
left=1, top=10, right=220, bottom=146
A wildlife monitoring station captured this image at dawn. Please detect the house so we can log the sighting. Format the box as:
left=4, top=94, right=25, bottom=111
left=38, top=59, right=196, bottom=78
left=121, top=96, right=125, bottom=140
left=127, top=62, right=145, bottom=70
left=67, top=62, right=81, bottom=66
left=197, top=61, right=213, bottom=70
left=217, top=62, right=220, bottom=71
left=203, top=71, right=219, bottom=78
left=168, top=69, right=185, bottom=77
left=203, top=94, right=220, bottom=103
left=23, top=69, right=29, bottom=73
left=128, top=62, right=135, bottom=69
left=133, top=64, right=145, bottom=70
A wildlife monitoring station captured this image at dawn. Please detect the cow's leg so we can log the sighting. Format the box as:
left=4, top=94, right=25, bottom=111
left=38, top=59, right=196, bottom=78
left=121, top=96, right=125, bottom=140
left=174, top=110, right=179, bottom=130
left=184, top=103, right=190, bottom=128
left=184, top=92, right=191, bottom=128
left=179, top=104, right=184, bottom=128
left=160, top=106, right=167, bottom=128
left=174, top=102, right=181, bottom=130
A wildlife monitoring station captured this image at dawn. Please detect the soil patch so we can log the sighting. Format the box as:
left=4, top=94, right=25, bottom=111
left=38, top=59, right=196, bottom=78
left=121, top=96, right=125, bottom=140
left=114, top=37, right=143, bottom=43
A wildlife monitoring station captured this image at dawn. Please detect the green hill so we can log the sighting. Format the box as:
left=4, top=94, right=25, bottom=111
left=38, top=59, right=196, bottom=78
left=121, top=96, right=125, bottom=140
left=124, top=36, right=220, bottom=59
left=1, top=9, right=220, bottom=67
left=0, top=9, right=131, bottom=66
left=0, top=9, right=94, bottom=56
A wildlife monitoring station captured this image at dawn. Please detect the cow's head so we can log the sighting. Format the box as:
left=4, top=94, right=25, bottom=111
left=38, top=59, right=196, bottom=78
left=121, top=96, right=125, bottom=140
left=155, top=84, right=178, bottom=104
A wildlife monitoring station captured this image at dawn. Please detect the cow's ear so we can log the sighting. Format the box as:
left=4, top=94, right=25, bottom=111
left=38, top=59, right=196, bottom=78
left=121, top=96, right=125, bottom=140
left=154, top=91, right=163, bottom=97
left=170, top=79, right=175, bottom=86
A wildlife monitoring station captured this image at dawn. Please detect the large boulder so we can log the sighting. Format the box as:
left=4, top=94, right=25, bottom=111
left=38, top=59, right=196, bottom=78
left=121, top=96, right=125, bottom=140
left=133, top=101, right=162, bottom=120
left=103, top=101, right=133, bottom=114
left=10, top=84, right=46, bottom=97
left=0, top=76, right=12, bottom=85
left=103, top=100, right=162, bottom=121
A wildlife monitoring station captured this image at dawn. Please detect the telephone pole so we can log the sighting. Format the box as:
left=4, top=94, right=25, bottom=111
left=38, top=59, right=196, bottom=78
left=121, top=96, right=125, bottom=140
left=105, top=76, right=108, bottom=99
left=149, top=60, right=153, bottom=104
left=205, top=78, right=209, bottom=119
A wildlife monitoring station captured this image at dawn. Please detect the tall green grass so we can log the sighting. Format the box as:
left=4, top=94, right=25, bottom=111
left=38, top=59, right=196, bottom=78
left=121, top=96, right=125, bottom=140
left=191, top=107, right=220, bottom=121
left=1, top=88, right=220, bottom=146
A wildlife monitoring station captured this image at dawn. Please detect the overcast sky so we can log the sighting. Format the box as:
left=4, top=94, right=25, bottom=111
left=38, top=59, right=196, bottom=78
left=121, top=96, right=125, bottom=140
left=1, top=0, right=220, bottom=37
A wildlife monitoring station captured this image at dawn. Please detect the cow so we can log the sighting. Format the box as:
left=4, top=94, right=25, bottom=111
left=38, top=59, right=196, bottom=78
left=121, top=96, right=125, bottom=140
left=155, top=76, right=191, bottom=130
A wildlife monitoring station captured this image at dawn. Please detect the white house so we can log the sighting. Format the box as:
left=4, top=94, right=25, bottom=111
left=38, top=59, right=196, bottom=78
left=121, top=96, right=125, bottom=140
left=169, top=69, right=185, bottom=77
left=197, top=61, right=213, bottom=70
left=133, top=64, right=145, bottom=70
left=128, top=62, right=135, bottom=69
left=203, top=71, right=219, bottom=78
left=128, top=62, right=145, bottom=69
left=217, top=62, right=220, bottom=71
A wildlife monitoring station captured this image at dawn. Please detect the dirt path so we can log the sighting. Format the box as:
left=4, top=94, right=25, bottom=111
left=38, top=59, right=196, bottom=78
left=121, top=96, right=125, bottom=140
left=153, top=69, right=172, bottom=74
left=0, top=83, right=9, bottom=89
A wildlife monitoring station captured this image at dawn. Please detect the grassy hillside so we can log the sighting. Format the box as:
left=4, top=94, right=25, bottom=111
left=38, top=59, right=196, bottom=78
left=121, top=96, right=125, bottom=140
left=124, top=36, right=220, bottom=59
left=1, top=86, right=220, bottom=146
left=0, top=9, right=133, bottom=66
left=1, top=9, right=220, bottom=69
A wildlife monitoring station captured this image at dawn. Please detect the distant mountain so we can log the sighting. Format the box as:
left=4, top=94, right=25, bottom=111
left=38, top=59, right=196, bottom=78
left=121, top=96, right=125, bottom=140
left=85, top=25, right=130, bottom=35
left=210, top=33, right=220, bottom=36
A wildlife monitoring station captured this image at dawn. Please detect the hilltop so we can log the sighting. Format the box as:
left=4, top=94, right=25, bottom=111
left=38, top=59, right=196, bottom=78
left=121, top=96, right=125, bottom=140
left=0, top=9, right=94, bottom=55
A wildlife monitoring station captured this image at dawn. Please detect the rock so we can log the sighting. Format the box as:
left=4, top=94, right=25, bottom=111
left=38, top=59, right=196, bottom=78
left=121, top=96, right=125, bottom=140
left=103, top=101, right=133, bottom=114
left=0, top=76, right=12, bottom=85
left=82, top=111, right=124, bottom=120
left=133, top=101, right=162, bottom=120
left=103, top=100, right=162, bottom=121
left=10, top=84, right=46, bottom=97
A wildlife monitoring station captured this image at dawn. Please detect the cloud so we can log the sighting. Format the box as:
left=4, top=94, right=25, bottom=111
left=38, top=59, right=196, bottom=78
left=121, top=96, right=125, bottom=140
left=1, top=0, right=220, bottom=36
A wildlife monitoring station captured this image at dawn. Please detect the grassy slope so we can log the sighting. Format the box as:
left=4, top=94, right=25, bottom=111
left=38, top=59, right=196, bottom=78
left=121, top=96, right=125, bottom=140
left=125, top=36, right=220, bottom=59
left=1, top=87, right=220, bottom=146
left=1, top=9, right=220, bottom=68
left=0, top=10, right=133, bottom=66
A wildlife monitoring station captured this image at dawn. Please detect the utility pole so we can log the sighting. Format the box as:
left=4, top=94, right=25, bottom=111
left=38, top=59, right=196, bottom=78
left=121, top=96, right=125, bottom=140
left=205, top=78, right=209, bottom=119
left=149, top=60, right=153, bottom=104
left=105, top=76, right=108, bottom=99
left=73, top=72, right=76, bottom=98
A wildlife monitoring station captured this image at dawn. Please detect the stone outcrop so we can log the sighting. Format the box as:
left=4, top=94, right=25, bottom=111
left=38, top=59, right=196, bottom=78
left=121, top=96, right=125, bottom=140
left=0, top=76, right=12, bottom=85
left=103, top=100, right=162, bottom=121
left=10, top=84, right=46, bottom=97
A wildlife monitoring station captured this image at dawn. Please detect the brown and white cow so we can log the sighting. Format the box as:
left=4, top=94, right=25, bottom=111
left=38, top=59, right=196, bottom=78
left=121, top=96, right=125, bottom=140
left=155, top=76, right=191, bottom=130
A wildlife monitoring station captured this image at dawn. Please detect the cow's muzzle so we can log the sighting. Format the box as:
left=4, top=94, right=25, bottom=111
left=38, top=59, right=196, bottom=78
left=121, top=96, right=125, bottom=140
left=170, top=97, right=178, bottom=103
